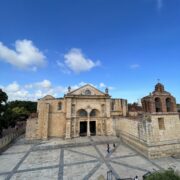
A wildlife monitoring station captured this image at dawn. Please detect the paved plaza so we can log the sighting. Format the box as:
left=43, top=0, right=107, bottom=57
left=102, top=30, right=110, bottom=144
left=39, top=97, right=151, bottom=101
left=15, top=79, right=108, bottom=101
left=0, top=136, right=180, bottom=180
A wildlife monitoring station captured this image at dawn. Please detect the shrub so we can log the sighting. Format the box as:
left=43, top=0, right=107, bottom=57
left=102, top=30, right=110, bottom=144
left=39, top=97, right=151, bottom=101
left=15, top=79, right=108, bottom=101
left=144, top=169, right=180, bottom=180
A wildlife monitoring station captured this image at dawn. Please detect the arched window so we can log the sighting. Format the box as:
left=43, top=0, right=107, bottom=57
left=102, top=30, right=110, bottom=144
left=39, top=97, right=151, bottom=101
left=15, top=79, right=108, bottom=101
left=58, top=102, right=62, bottom=110
left=145, top=101, right=149, bottom=112
left=166, top=98, right=171, bottom=112
left=155, top=98, right=162, bottom=112
left=90, top=109, right=96, bottom=116
left=90, top=109, right=99, bottom=117
left=78, top=109, right=87, bottom=117
left=84, top=89, right=91, bottom=95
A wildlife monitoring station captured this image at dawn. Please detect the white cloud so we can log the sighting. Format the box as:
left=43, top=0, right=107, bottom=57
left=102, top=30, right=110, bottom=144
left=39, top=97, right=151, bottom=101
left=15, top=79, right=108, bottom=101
left=99, top=82, right=106, bottom=88
left=58, top=48, right=100, bottom=74
left=108, top=86, right=115, bottom=90
left=0, top=81, right=115, bottom=101
left=3, top=82, right=29, bottom=101
left=6, top=81, right=20, bottom=92
left=130, top=64, right=140, bottom=69
left=35, top=80, right=52, bottom=89
left=0, top=39, right=46, bottom=70
left=56, top=60, right=71, bottom=74
left=25, top=80, right=52, bottom=89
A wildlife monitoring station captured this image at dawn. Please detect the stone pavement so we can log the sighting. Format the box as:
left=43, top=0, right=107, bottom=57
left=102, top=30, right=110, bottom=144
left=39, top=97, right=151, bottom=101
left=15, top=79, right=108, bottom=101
left=0, top=135, right=180, bottom=180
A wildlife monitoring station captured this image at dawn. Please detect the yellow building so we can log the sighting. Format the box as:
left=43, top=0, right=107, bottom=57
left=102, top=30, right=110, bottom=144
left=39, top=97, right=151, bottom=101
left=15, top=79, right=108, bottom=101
left=26, top=84, right=127, bottom=140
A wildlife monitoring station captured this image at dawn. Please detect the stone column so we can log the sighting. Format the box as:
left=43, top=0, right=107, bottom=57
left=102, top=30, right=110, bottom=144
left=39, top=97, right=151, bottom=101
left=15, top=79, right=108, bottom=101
left=65, top=119, right=71, bottom=139
left=73, top=118, right=76, bottom=137
left=87, top=113, right=90, bottom=136
left=42, top=103, right=50, bottom=140
left=106, top=118, right=112, bottom=135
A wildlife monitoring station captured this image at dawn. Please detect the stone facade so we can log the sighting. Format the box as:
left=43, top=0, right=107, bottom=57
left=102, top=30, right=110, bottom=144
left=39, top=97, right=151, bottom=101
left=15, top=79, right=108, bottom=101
left=141, top=83, right=177, bottom=113
left=26, top=84, right=127, bottom=140
left=116, top=83, right=180, bottom=159
left=26, top=83, right=180, bottom=159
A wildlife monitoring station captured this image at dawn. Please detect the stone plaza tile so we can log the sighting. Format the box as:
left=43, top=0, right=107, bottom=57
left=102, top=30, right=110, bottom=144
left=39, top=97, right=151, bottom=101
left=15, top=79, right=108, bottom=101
left=37, top=138, right=66, bottom=147
left=70, top=136, right=90, bottom=144
left=89, top=163, right=109, bottom=180
left=63, top=162, right=98, bottom=180
left=37, top=136, right=91, bottom=148
left=69, top=146, right=100, bottom=158
left=11, top=168, right=59, bottom=180
left=152, top=157, right=180, bottom=170
left=3, top=144, right=32, bottom=154
left=96, top=144, right=112, bottom=157
left=91, top=136, right=119, bottom=142
left=18, top=149, right=60, bottom=170
left=0, top=175, right=7, bottom=180
left=2, top=136, right=180, bottom=180
left=64, top=149, right=97, bottom=165
left=0, top=153, right=25, bottom=173
left=110, top=162, right=145, bottom=180
left=111, top=155, right=159, bottom=172
left=110, top=144, right=137, bottom=158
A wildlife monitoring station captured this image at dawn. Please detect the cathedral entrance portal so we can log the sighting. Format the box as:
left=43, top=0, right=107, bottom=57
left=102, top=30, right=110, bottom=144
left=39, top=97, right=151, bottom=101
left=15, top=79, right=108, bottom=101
left=80, top=121, right=87, bottom=136
left=90, top=121, right=96, bottom=136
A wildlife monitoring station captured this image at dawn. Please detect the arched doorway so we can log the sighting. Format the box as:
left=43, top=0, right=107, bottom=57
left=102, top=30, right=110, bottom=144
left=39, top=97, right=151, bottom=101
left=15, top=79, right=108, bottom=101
left=90, top=121, right=96, bottom=136
left=80, top=122, right=87, bottom=136
left=166, top=98, right=171, bottom=112
left=155, top=97, right=162, bottom=112
left=77, top=109, right=88, bottom=136
left=89, top=109, right=99, bottom=136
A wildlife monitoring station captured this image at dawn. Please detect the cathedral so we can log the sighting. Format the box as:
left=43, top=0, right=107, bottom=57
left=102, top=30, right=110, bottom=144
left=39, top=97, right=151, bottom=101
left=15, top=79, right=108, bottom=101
left=26, top=83, right=180, bottom=159
left=26, top=84, right=127, bottom=140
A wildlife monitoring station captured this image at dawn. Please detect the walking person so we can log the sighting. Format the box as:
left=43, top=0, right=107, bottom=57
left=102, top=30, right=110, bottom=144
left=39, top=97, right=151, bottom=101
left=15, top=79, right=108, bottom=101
left=113, top=143, right=115, bottom=148
left=134, top=175, right=138, bottom=180
left=107, top=144, right=110, bottom=153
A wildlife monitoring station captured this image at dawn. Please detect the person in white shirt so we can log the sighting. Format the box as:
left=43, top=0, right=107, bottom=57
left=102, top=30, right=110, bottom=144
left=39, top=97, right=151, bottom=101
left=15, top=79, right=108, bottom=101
left=134, top=175, right=138, bottom=180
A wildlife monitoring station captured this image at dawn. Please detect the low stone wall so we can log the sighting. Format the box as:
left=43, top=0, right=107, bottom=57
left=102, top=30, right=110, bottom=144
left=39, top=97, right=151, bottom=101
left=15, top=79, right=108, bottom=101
left=116, top=117, right=180, bottom=159
left=0, top=128, right=25, bottom=153
left=116, top=117, right=139, bottom=138
left=120, top=131, right=149, bottom=157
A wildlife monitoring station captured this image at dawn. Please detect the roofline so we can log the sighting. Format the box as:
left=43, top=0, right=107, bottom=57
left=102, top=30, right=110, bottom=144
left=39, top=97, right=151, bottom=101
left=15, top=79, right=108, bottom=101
left=67, top=83, right=106, bottom=95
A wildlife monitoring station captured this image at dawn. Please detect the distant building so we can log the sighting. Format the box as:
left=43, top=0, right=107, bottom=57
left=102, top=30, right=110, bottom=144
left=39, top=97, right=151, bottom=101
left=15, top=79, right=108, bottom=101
left=128, top=103, right=143, bottom=117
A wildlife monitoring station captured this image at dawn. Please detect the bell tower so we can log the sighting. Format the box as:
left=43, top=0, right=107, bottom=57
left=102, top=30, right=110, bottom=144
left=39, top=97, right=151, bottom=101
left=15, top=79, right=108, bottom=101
left=140, top=83, right=180, bottom=158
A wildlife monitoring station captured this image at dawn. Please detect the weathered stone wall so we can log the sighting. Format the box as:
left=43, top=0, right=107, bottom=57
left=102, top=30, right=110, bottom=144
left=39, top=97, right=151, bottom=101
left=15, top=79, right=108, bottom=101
left=26, top=118, right=38, bottom=140
left=115, top=117, right=150, bottom=156
left=116, top=117, right=139, bottom=138
left=148, top=143, right=180, bottom=159
left=150, top=114, right=180, bottom=143
left=25, top=85, right=130, bottom=140
left=128, top=111, right=138, bottom=117
left=0, top=128, right=25, bottom=152
left=48, top=112, right=66, bottom=137
left=116, top=114, right=180, bottom=159
left=36, top=99, right=65, bottom=139
left=111, top=99, right=128, bottom=117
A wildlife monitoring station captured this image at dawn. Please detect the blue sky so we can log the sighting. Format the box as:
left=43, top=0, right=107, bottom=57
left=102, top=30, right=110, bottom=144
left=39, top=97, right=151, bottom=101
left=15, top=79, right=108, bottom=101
left=0, top=0, right=180, bottom=103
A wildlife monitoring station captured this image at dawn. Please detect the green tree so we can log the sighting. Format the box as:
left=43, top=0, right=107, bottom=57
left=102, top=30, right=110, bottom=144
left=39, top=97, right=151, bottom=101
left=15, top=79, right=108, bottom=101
left=0, top=89, right=8, bottom=137
left=7, top=100, right=37, bottom=115
left=144, top=169, right=180, bottom=180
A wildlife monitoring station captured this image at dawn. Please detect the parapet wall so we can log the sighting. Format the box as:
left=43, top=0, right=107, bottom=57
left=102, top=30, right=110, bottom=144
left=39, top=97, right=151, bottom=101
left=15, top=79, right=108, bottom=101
left=116, top=115, right=180, bottom=159
left=0, top=128, right=25, bottom=153
left=115, top=117, right=149, bottom=156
